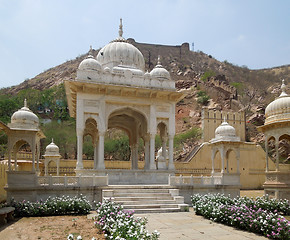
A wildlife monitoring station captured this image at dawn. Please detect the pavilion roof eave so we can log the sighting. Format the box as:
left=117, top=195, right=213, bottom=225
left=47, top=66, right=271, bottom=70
left=64, top=80, right=185, bottom=118
left=0, top=121, right=10, bottom=134
left=258, top=120, right=290, bottom=133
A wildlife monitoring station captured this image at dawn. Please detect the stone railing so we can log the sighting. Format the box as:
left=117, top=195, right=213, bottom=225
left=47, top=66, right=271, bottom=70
left=169, top=173, right=240, bottom=186
left=38, top=175, right=108, bottom=187
left=169, top=175, right=222, bottom=186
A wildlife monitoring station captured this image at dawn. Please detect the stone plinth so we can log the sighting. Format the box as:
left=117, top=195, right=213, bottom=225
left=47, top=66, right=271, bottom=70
left=263, top=171, right=290, bottom=200
left=75, top=169, right=175, bottom=185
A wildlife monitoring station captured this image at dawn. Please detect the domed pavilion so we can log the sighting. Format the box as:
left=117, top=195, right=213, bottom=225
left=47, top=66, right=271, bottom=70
left=209, top=118, right=241, bottom=185
left=0, top=99, right=45, bottom=172
left=64, top=19, right=184, bottom=184
left=259, top=80, right=290, bottom=200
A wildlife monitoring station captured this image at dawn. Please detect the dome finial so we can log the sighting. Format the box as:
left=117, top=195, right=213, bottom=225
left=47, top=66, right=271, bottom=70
left=89, top=45, right=93, bottom=54
left=279, top=79, right=288, bottom=97
left=157, top=55, right=161, bottom=65
left=119, top=18, right=123, bottom=38
left=52, top=138, right=54, bottom=143
left=24, top=99, right=27, bottom=108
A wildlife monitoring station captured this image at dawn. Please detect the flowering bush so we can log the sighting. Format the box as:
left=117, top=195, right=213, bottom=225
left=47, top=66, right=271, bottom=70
left=95, top=200, right=160, bottom=240
left=11, top=195, right=92, bottom=217
left=191, top=193, right=290, bottom=239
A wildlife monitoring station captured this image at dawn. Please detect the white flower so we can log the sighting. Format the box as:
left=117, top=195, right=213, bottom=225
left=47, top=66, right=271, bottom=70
left=77, top=236, right=82, bottom=240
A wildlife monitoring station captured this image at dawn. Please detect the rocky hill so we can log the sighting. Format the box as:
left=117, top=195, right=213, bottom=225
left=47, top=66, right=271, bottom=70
left=2, top=38, right=290, bottom=145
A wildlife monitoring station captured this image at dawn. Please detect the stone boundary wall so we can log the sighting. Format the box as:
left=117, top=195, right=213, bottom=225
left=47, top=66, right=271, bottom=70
left=202, top=108, right=246, bottom=142
left=207, top=76, right=237, bottom=99
left=0, top=162, right=8, bottom=202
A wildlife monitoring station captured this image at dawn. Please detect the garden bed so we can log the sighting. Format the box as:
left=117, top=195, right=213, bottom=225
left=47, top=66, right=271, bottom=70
left=191, top=193, right=290, bottom=239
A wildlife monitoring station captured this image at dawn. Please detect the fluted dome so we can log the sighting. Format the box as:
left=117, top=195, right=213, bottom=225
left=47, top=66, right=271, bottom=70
left=44, top=139, right=60, bottom=156
left=79, top=54, right=101, bottom=71
left=265, top=80, right=290, bottom=124
left=96, top=19, right=145, bottom=71
left=10, top=99, right=39, bottom=129
left=210, top=119, right=240, bottom=142
left=215, top=121, right=236, bottom=138
left=150, top=56, right=170, bottom=80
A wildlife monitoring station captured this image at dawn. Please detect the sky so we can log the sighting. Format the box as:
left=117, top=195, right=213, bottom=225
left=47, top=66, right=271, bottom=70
left=0, top=0, right=290, bottom=88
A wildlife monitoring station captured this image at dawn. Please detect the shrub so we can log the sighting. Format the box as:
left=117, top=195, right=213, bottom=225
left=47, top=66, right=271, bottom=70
left=174, top=128, right=201, bottom=147
left=196, top=91, right=210, bottom=105
left=191, top=193, right=290, bottom=239
left=95, top=200, right=160, bottom=239
left=200, top=70, right=215, bottom=81
left=11, top=195, right=92, bottom=217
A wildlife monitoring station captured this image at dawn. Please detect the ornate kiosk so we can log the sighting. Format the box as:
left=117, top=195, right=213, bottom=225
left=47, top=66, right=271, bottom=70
left=64, top=19, right=184, bottom=184
left=259, top=80, right=290, bottom=200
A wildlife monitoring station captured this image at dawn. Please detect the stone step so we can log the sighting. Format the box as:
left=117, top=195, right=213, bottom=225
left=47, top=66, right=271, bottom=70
left=115, top=200, right=177, bottom=205
left=112, top=188, right=171, bottom=193
left=122, top=204, right=179, bottom=209
left=113, top=192, right=172, bottom=197
left=104, top=195, right=174, bottom=202
left=129, top=208, right=181, bottom=214
left=102, top=185, right=188, bottom=213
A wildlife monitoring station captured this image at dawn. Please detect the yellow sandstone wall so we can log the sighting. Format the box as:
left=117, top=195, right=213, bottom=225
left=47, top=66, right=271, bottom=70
left=202, top=108, right=246, bottom=142
left=175, top=142, right=275, bottom=189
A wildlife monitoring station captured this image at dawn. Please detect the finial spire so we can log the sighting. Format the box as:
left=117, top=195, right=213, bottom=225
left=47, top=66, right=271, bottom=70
left=119, top=18, right=123, bottom=38
left=24, top=99, right=27, bottom=108
left=280, top=79, right=288, bottom=97
left=52, top=138, right=54, bottom=143
left=157, top=55, right=161, bottom=65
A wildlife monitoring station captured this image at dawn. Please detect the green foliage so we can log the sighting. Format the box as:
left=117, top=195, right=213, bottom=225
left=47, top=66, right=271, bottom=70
left=41, top=120, right=76, bottom=159
left=200, top=70, right=216, bottom=81
left=174, top=128, right=201, bottom=148
left=230, top=82, right=244, bottom=94
left=11, top=195, right=92, bottom=217
left=0, top=83, right=70, bottom=123
left=105, top=134, right=131, bottom=161
left=0, top=96, right=19, bottom=123
left=197, top=91, right=210, bottom=105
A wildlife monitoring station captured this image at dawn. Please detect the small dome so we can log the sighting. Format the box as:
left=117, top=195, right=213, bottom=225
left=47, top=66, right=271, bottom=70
left=96, top=19, right=145, bottom=71
left=78, top=54, right=101, bottom=71
left=265, top=80, right=290, bottom=124
left=215, top=120, right=236, bottom=138
left=210, top=118, right=240, bottom=142
left=150, top=56, right=170, bottom=80
left=10, top=99, right=39, bottom=129
left=44, top=139, right=60, bottom=156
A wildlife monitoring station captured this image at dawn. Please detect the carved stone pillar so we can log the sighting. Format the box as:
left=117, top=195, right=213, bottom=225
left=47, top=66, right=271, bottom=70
left=168, top=135, right=175, bottom=170
left=76, top=129, right=84, bottom=170
left=149, top=134, right=156, bottom=170
left=97, top=132, right=105, bottom=170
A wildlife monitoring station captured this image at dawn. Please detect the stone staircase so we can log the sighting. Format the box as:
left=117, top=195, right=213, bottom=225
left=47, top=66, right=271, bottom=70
left=102, top=185, right=188, bottom=213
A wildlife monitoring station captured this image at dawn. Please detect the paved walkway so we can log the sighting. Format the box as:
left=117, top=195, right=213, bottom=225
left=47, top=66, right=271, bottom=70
left=135, top=208, right=268, bottom=240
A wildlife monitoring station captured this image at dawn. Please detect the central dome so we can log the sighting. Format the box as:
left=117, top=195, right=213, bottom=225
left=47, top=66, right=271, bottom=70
left=96, top=19, right=145, bottom=71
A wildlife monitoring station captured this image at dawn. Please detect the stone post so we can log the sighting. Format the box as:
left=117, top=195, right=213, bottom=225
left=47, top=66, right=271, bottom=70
left=211, top=150, right=215, bottom=174
left=144, top=137, right=150, bottom=170
left=168, top=135, right=175, bottom=170
left=275, top=141, right=279, bottom=171
left=97, top=132, right=105, bottom=170
left=265, top=136, right=269, bottom=172
left=94, top=140, right=99, bottom=170
left=149, top=134, right=156, bottom=170
left=76, top=129, right=84, bottom=169
left=220, top=147, right=225, bottom=173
